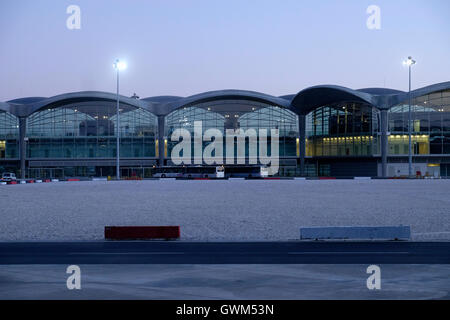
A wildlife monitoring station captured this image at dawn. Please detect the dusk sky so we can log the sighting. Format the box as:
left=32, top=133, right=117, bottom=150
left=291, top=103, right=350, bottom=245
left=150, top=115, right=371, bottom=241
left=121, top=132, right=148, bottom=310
left=1, top=0, right=449, bottom=101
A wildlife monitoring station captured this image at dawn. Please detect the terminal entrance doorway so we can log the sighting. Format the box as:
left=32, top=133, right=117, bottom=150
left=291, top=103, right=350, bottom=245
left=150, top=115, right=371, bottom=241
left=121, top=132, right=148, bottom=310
left=27, top=168, right=64, bottom=179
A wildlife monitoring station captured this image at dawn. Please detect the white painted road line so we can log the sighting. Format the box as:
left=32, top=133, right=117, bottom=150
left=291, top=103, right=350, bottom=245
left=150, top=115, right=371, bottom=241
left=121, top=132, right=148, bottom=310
left=69, top=252, right=185, bottom=255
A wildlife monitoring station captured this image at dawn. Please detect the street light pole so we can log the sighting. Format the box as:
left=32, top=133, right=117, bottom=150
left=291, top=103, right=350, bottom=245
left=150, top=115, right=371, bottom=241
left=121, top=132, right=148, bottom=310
left=404, top=56, right=416, bottom=177
left=113, top=59, right=127, bottom=180
left=408, top=61, right=412, bottom=177
left=116, top=64, right=120, bottom=180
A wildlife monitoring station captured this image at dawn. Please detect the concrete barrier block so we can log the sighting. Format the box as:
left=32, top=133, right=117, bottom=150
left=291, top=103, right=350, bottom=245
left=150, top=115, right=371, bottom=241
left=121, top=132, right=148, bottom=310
left=105, top=226, right=180, bottom=240
left=300, top=226, right=411, bottom=240
left=354, top=177, right=372, bottom=180
left=20, top=180, right=26, bottom=184
left=51, top=179, right=59, bottom=182
left=35, top=180, right=42, bottom=183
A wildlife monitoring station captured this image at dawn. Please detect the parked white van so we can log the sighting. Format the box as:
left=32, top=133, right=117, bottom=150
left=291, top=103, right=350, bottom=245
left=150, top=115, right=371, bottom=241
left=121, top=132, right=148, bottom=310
left=1, top=172, right=17, bottom=182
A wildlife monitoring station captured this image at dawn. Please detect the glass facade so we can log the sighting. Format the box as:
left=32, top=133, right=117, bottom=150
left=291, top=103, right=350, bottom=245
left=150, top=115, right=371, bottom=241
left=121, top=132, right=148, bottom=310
left=0, top=110, right=19, bottom=159
left=2, top=87, right=449, bottom=178
left=26, top=103, right=157, bottom=158
left=388, top=89, right=450, bottom=155
left=306, top=103, right=380, bottom=156
left=239, top=105, right=298, bottom=157
left=165, top=100, right=298, bottom=162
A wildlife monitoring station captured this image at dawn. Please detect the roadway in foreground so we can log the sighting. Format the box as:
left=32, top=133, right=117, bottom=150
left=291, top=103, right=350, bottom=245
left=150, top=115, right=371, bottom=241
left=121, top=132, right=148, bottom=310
left=1, top=241, right=449, bottom=264
left=1, top=263, right=449, bottom=299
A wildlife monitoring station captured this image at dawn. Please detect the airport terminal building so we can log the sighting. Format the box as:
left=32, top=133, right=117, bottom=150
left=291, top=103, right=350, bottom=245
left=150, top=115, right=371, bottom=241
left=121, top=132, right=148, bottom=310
left=1, top=81, right=449, bottom=178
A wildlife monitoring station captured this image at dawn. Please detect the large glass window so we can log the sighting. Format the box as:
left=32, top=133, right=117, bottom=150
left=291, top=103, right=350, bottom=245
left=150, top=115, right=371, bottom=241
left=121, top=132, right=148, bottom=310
left=165, top=99, right=298, bottom=162
left=306, top=103, right=380, bottom=157
left=0, top=111, right=19, bottom=159
left=388, top=89, right=450, bottom=155
left=26, top=102, right=157, bottom=158
left=239, top=106, right=298, bottom=157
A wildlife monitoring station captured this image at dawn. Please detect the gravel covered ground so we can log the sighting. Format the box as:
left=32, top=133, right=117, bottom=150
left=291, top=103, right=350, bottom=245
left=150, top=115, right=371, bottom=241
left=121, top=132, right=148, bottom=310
left=0, top=179, right=449, bottom=241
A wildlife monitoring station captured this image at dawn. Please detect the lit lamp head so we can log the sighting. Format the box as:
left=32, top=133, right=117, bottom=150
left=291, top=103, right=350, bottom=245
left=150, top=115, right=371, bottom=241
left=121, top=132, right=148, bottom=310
left=113, top=59, right=127, bottom=71
left=403, top=56, right=416, bottom=67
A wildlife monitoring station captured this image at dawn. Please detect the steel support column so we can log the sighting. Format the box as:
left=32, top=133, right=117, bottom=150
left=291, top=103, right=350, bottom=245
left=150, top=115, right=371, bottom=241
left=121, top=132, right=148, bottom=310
left=158, top=115, right=165, bottom=167
left=298, top=114, right=306, bottom=176
left=19, top=117, right=27, bottom=179
left=380, top=109, right=388, bottom=177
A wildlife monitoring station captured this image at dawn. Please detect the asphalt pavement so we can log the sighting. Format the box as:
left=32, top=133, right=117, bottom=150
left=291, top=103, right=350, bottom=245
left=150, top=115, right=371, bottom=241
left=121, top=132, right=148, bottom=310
left=1, top=241, right=449, bottom=264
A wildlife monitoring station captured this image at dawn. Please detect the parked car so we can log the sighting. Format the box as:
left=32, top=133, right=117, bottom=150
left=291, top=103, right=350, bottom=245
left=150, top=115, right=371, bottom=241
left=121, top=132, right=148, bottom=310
left=1, top=172, right=17, bottom=182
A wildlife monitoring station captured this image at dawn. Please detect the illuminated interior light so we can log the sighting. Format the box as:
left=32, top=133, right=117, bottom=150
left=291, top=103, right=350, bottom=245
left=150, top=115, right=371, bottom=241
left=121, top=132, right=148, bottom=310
left=427, top=163, right=440, bottom=167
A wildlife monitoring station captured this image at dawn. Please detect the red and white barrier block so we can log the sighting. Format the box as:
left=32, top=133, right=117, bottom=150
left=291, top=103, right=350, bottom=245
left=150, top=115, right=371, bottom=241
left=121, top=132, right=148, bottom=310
left=105, top=226, right=181, bottom=240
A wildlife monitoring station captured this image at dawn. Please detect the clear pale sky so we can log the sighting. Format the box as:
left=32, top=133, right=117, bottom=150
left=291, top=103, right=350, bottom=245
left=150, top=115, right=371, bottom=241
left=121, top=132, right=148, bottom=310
left=0, top=0, right=449, bottom=101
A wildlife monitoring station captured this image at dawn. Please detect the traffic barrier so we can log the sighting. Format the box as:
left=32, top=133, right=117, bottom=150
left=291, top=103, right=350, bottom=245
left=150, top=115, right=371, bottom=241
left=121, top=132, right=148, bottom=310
left=20, top=180, right=26, bottom=184
left=44, top=179, right=51, bottom=183
left=8, top=181, right=18, bottom=184
left=300, top=226, right=411, bottom=241
left=27, top=180, right=35, bottom=183
left=51, top=179, right=59, bottom=182
left=35, top=180, right=42, bottom=183
left=0, top=182, right=6, bottom=185
left=295, top=177, right=306, bottom=180
left=245, top=177, right=294, bottom=180
left=176, top=177, right=227, bottom=180
left=67, top=179, right=80, bottom=182
left=105, top=226, right=180, bottom=240
left=124, top=176, right=143, bottom=181
left=319, top=177, right=337, bottom=180
left=354, top=177, right=372, bottom=180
